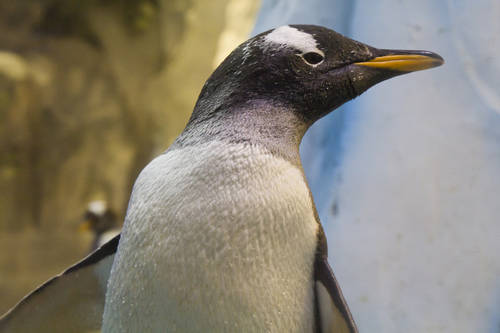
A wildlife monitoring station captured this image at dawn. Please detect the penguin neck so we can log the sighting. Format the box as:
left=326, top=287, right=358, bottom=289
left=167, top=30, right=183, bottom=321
left=173, top=99, right=309, bottom=166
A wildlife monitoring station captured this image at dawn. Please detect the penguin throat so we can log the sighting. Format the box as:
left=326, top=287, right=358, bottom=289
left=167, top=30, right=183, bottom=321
left=173, top=100, right=308, bottom=166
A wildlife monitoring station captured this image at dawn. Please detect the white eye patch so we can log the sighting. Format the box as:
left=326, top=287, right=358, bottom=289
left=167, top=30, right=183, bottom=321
left=264, top=25, right=324, bottom=57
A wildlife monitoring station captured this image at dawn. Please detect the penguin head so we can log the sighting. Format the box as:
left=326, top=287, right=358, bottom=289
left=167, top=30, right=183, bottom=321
left=79, top=200, right=117, bottom=235
left=194, top=25, right=443, bottom=125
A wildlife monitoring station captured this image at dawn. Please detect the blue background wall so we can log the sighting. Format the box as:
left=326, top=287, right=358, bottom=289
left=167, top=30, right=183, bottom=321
left=253, top=1, right=500, bottom=332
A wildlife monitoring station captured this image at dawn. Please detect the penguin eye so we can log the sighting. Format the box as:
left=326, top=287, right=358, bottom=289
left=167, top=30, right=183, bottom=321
left=302, top=52, right=324, bottom=65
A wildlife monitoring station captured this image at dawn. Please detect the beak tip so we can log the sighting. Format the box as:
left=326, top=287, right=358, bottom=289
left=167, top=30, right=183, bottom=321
left=423, top=50, right=445, bottom=66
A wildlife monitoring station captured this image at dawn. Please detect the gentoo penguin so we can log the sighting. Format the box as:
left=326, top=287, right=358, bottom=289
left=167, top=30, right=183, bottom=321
left=79, top=200, right=121, bottom=251
left=0, top=25, right=443, bottom=333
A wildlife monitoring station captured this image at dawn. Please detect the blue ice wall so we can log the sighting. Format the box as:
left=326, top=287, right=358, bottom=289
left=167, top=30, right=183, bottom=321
left=253, top=1, right=500, bottom=332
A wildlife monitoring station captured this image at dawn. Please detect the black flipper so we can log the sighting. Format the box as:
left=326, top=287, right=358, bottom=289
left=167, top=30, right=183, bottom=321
left=0, top=234, right=120, bottom=333
left=314, top=228, right=358, bottom=333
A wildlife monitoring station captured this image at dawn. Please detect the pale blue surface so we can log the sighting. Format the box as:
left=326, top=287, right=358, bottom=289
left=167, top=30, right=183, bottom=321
left=253, top=1, right=500, bottom=332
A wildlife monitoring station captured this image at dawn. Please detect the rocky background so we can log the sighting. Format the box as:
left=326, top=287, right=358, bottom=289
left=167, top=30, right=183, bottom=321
left=0, top=0, right=260, bottom=314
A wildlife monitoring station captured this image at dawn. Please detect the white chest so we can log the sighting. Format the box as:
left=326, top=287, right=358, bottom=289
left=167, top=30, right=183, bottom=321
left=102, top=142, right=319, bottom=332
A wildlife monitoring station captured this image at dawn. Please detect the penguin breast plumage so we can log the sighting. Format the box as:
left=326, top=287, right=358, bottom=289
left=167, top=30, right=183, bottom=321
left=103, top=141, right=319, bottom=332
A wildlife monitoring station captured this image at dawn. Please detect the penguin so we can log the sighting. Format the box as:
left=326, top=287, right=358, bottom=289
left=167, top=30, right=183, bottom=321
left=79, top=200, right=121, bottom=251
left=0, top=25, right=443, bottom=333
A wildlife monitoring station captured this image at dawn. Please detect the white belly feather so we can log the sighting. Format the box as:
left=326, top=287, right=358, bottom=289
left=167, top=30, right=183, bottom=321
left=102, top=141, right=319, bottom=332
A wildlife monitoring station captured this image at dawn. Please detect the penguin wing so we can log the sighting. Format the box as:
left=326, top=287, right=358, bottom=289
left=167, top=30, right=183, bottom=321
left=0, top=234, right=120, bottom=333
left=313, top=228, right=358, bottom=333
left=315, top=256, right=358, bottom=333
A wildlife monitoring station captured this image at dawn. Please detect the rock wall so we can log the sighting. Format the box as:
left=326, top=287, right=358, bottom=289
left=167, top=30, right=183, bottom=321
left=0, top=0, right=260, bottom=314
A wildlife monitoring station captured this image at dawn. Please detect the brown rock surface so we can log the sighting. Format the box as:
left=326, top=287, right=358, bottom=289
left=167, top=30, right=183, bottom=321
left=0, top=0, right=259, bottom=314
